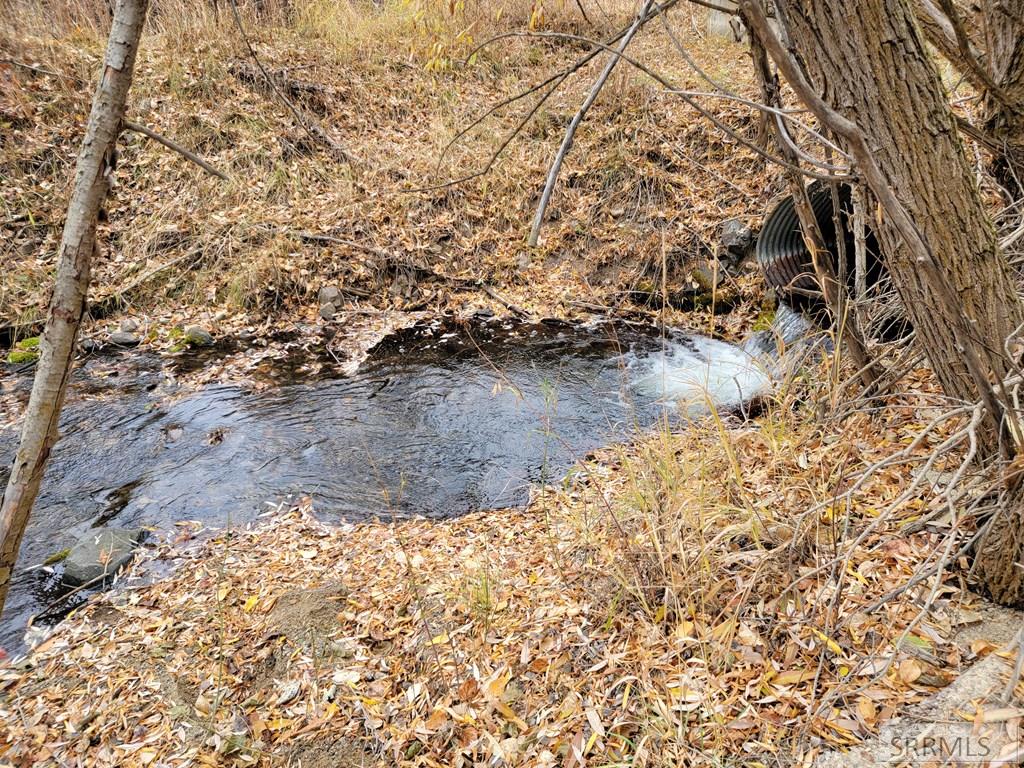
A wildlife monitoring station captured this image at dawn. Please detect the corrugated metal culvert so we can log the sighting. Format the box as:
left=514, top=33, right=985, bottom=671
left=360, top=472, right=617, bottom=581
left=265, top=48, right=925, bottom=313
left=755, top=181, right=885, bottom=314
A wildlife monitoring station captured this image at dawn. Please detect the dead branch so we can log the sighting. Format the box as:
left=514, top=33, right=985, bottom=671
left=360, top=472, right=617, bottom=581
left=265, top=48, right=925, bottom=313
left=471, top=30, right=851, bottom=182
left=746, top=23, right=881, bottom=388
left=292, top=231, right=533, bottom=317
left=527, top=0, right=656, bottom=247
left=123, top=120, right=229, bottom=180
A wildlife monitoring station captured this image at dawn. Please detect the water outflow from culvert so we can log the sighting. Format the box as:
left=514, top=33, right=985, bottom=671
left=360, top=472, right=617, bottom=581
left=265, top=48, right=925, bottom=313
left=0, top=317, right=777, bottom=650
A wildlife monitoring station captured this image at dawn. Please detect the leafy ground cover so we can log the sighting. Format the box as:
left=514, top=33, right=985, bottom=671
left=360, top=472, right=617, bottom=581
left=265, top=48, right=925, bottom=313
left=3, top=371, right=1023, bottom=766
left=2, top=2, right=1023, bottom=766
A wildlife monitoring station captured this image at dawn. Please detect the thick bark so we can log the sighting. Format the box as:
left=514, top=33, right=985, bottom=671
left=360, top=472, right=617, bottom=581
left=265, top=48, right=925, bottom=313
left=0, top=0, right=148, bottom=619
left=915, top=0, right=1024, bottom=194
left=761, top=0, right=1024, bottom=603
left=982, top=3, right=1024, bottom=192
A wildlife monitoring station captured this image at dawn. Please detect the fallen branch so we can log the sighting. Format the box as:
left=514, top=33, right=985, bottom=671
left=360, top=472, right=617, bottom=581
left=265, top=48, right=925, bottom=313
left=527, top=0, right=655, bottom=247
left=123, top=120, right=229, bottom=180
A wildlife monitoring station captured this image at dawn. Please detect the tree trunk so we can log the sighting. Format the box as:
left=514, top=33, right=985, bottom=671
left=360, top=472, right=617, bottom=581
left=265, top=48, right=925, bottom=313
left=981, top=4, right=1024, bottom=193
left=761, top=0, right=1024, bottom=603
left=0, top=0, right=148, bottom=619
left=914, top=0, right=1024, bottom=195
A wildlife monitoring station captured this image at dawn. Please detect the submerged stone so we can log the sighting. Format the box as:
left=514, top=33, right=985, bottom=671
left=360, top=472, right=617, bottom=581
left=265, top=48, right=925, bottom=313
left=63, top=528, right=145, bottom=586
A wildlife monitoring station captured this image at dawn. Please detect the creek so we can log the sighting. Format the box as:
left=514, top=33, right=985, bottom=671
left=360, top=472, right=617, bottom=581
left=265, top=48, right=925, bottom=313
left=0, top=317, right=777, bottom=651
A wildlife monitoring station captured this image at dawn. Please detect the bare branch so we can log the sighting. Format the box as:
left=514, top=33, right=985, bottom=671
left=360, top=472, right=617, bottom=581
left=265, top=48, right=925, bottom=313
left=528, top=0, right=656, bottom=246
left=123, top=120, right=229, bottom=180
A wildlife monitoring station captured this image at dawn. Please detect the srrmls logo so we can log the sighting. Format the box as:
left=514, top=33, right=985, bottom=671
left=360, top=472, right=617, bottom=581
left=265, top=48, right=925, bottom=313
left=885, top=733, right=1023, bottom=764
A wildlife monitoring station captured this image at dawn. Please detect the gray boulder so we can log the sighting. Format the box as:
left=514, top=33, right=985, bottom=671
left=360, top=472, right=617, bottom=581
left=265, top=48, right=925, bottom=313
left=719, top=219, right=756, bottom=269
left=63, top=528, right=146, bottom=586
left=183, top=325, right=214, bottom=346
left=318, top=285, right=342, bottom=306
left=108, top=331, right=140, bottom=347
left=318, top=302, right=336, bottom=321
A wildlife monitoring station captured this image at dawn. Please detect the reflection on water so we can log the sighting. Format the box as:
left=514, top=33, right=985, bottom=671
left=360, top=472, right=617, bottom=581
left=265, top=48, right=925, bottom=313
left=0, top=318, right=770, bottom=650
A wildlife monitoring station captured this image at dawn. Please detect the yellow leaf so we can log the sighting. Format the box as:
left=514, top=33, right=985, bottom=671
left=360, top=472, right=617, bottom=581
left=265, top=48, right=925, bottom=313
left=487, top=668, right=511, bottom=700
left=810, top=628, right=843, bottom=656
left=772, top=669, right=816, bottom=687
left=243, top=595, right=259, bottom=613
left=494, top=700, right=527, bottom=729
left=429, top=632, right=449, bottom=645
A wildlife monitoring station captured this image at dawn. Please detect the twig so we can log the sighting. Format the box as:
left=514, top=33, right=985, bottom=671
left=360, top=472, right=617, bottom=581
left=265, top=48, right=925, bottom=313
left=470, top=30, right=849, bottom=182
left=528, top=0, right=656, bottom=247
left=292, top=230, right=533, bottom=317
left=936, top=0, right=1016, bottom=109
left=122, top=120, right=229, bottom=180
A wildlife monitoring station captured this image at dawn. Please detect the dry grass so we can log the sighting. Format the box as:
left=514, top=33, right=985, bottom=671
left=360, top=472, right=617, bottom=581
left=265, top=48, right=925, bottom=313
left=1, top=0, right=769, bottom=341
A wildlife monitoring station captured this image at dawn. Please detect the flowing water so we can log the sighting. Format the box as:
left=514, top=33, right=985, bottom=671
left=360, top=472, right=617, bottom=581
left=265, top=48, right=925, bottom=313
left=0, top=317, right=774, bottom=651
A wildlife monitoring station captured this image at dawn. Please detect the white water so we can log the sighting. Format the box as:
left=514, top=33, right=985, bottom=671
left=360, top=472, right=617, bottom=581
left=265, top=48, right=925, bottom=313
left=628, top=335, right=773, bottom=415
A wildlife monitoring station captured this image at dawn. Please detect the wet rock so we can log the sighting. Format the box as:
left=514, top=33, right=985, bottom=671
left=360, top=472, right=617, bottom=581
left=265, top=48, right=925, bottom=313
left=63, top=527, right=146, bottom=586
left=120, top=318, right=139, bottom=333
left=319, top=302, right=336, bottom=321
left=719, top=219, right=755, bottom=270
left=108, top=331, right=139, bottom=347
left=183, top=325, right=214, bottom=346
left=318, top=285, right=342, bottom=306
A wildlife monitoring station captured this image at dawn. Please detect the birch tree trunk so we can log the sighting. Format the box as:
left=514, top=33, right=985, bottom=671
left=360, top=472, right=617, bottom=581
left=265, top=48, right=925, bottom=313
left=758, top=0, right=1024, bottom=603
left=0, top=0, right=149, bottom=617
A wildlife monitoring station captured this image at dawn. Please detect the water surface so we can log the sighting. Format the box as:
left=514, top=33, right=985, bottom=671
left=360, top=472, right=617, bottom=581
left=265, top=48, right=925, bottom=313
left=0, top=318, right=770, bottom=650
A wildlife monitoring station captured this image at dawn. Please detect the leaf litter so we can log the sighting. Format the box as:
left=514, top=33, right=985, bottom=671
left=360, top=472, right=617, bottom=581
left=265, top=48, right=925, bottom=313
left=3, top=374, right=1023, bottom=766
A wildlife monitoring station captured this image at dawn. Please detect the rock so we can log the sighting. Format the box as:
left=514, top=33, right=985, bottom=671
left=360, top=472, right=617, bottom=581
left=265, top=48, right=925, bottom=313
left=183, top=325, right=214, bottom=346
left=63, top=527, right=146, bottom=586
left=719, top=218, right=755, bottom=270
left=120, top=318, right=139, bottom=333
left=80, top=338, right=101, bottom=353
left=108, top=331, right=139, bottom=347
left=318, top=302, right=336, bottom=321
left=318, top=285, right=342, bottom=306
left=689, top=261, right=724, bottom=292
